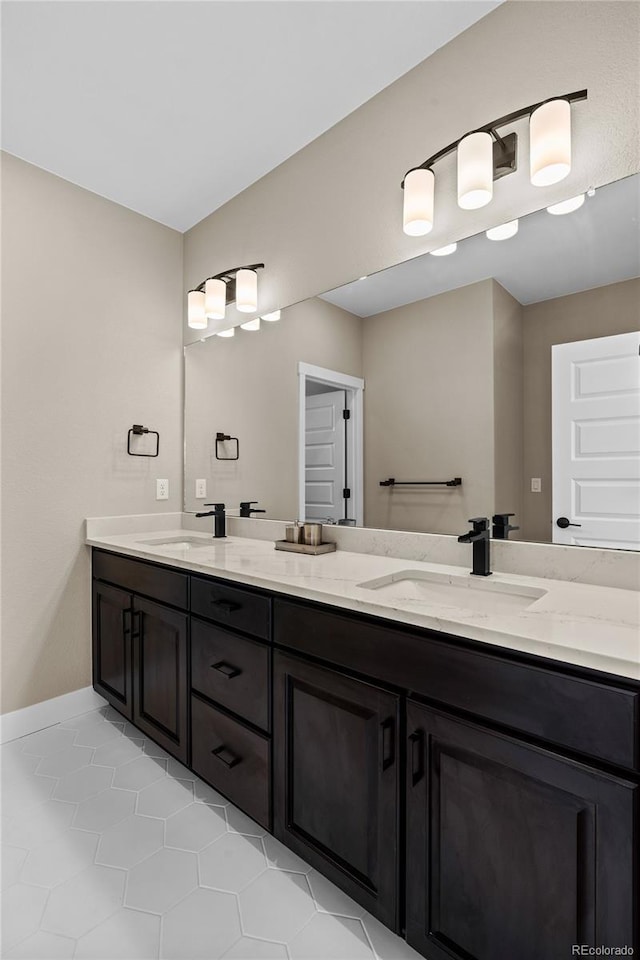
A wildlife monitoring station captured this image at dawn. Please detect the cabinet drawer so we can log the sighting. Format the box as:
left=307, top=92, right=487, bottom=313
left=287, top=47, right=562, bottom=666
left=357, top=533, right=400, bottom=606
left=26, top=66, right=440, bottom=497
left=191, top=696, right=271, bottom=829
left=191, top=577, right=271, bottom=640
left=274, top=599, right=639, bottom=771
left=92, top=550, right=188, bottom=610
left=192, top=618, right=270, bottom=731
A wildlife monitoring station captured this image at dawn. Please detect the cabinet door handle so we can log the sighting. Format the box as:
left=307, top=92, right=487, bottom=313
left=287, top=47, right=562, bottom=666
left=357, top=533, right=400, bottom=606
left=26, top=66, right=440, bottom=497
left=122, top=608, right=133, bottom=636
left=381, top=717, right=395, bottom=771
left=409, top=730, right=425, bottom=786
left=211, top=745, right=241, bottom=769
left=131, top=610, right=142, bottom=639
left=210, top=599, right=241, bottom=614
left=210, top=660, right=242, bottom=679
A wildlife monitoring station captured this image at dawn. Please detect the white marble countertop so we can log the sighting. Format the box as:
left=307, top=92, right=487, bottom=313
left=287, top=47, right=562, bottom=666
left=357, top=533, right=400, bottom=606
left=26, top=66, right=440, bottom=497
left=86, top=528, right=640, bottom=681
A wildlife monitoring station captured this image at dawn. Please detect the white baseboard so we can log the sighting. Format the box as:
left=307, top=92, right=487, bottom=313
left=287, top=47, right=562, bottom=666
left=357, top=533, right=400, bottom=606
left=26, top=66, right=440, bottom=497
left=0, top=686, right=108, bottom=744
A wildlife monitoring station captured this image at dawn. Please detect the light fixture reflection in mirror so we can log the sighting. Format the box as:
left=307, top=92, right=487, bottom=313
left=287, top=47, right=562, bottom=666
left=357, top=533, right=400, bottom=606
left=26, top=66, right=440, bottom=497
left=241, top=318, right=261, bottom=331
left=430, top=243, right=458, bottom=256
left=547, top=194, right=585, bottom=215
left=261, top=310, right=281, bottom=322
left=486, top=219, right=519, bottom=241
left=217, top=328, right=235, bottom=338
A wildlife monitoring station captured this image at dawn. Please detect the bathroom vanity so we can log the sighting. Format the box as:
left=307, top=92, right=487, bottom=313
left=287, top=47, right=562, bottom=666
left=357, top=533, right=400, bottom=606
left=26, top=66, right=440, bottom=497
left=88, top=531, right=639, bottom=960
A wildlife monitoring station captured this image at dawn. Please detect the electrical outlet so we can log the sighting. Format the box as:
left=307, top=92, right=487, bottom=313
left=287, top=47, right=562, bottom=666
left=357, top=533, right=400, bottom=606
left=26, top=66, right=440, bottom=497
left=531, top=477, right=542, bottom=493
left=195, top=479, right=207, bottom=499
left=156, top=479, right=169, bottom=500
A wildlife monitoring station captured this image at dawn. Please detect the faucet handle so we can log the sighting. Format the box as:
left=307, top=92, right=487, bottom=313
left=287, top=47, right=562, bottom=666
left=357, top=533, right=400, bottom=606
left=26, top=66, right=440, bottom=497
left=468, top=517, right=489, bottom=529
left=204, top=502, right=225, bottom=512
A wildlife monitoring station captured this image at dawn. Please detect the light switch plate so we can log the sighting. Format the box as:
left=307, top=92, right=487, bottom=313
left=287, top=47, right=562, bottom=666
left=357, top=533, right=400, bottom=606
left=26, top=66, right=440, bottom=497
left=195, top=479, right=207, bottom=499
left=531, top=477, right=542, bottom=493
left=156, top=479, right=169, bottom=500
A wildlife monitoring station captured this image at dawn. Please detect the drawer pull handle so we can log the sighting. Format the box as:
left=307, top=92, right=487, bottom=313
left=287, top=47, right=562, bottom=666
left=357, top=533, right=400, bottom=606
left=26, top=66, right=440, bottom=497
left=409, top=730, right=425, bottom=786
left=210, top=660, right=242, bottom=679
left=210, top=599, right=241, bottom=614
left=381, top=717, right=395, bottom=771
left=211, top=745, right=241, bottom=769
left=122, top=608, right=133, bottom=636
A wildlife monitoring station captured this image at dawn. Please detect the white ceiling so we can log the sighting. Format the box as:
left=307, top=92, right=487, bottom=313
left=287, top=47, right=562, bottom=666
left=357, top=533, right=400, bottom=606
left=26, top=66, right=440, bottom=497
left=1, top=0, right=500, bottom=232
left=320, top=174, right=640, bottom=315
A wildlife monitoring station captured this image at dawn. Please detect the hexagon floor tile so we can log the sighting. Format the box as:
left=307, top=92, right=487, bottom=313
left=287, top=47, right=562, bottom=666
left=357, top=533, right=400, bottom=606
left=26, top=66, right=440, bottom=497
left=1, top=707, right=418, bottom=959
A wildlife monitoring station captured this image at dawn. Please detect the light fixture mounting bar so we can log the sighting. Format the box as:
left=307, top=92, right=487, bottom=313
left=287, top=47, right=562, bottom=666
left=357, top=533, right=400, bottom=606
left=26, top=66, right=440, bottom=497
left=193, top=262, right=264, bottom=294
left=401, top=89, right=587, bottom=187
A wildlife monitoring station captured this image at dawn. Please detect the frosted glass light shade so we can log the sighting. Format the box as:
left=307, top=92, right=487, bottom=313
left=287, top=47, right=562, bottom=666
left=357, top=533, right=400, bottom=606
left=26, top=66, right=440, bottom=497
left=430, top=243, right=457, bottom=256
left=205, top=278, right=226, bottom=320
left=403, top=168, right=435, bottom=236
left=241, top=318, right=261, bottom=331
left=187, top=290, right=207, bottom=329
left=217, top=327, right=235, bottom=338
left=458, top=132, right=493, bottom=210
left=261, top=310, right=281, bottom=322
left=547, top=194, right=584, bottom=215
left=530, top=99, right=571, bottom=186
left=236, top=269, right=258, bottom=313
left=486, top=219, right=519, bottom=241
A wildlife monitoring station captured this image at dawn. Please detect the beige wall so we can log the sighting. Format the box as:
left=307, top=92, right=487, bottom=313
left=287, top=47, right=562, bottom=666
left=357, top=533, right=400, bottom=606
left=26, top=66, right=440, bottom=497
left=521, top=277, right=640, bottom=543
left=1, top=154, right=184, bottom=714
left=363, top=281, right=496, bottom=534
left=184, top=297, right=362, bottom=521
left=492, top=281, right=524, bottom=535
left=183, top=2, right=639, bottom=344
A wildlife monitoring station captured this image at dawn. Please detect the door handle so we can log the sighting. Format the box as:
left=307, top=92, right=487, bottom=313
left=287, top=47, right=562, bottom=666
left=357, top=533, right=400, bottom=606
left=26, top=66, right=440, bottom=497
left=211, top=745, right=241, bottom=769
left=381, top=717, right=395, bottom=771
left=131, top=610, right=142, bottom=639
left=556, top=517, right=582, bottom=529
left=210, top=599, right=241, bottom=614
left=409, top=730, right=425, bottom=786
left=122, top=608, right=133, bottom=636
left=210, top=660, right=242, bottom=679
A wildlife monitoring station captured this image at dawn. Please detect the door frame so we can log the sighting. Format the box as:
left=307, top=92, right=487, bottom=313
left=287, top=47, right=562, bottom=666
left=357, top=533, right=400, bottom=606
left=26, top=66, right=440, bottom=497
left=298, top=362, right=364, bottom=525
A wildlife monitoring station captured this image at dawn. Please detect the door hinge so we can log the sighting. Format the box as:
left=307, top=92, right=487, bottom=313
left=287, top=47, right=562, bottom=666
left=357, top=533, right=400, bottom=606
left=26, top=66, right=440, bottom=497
left=343, top=488, right=351, bottom=499
left=343, top=409, right=351, bottom=420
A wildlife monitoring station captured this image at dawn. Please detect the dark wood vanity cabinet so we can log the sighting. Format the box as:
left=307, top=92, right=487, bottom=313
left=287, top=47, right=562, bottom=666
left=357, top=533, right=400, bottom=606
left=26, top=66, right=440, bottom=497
left=92, top=549, right=639, bottom=959
left=273, top=650, right=400, bottom=929
left=92, top=550, right=189, bottom=763
left=405, top=701, right=637, bottom=960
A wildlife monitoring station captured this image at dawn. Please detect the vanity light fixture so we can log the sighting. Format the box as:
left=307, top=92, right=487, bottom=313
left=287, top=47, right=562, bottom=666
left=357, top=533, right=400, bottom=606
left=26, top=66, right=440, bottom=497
left=403, top=168, right=435, bottom=236
left=187, top=290, right=207, bottom=330
left=486, top=219, right=519, bottom=241
left=546, top=194, right=585, bottom=215
left=241, top=318, right=261, bottom=331
left=530, top=99, right=572, bottom=187
left=217, top=327, right=235, bottom=338
left=457, top=132, right=493, bottom=210
left=430, top=243, right=457, bottom=256
left=205, top=278, right=226, bottom=320
left=401, top=90, right=586, bottom=235
left=187, top=263, right=264, bottom=329
left=261, top=310, right=281, bottom=322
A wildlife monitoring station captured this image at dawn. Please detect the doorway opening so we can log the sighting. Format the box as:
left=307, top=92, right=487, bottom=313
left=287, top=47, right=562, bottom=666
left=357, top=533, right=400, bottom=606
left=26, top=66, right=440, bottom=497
left=298, top=362, right=364, bottom=525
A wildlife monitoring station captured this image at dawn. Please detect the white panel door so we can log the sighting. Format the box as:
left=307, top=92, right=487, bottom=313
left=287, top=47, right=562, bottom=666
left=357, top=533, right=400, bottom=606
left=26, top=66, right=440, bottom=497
left=552, top=331, right=640, bottom=548
left=305, top=391, right=346, bottom=522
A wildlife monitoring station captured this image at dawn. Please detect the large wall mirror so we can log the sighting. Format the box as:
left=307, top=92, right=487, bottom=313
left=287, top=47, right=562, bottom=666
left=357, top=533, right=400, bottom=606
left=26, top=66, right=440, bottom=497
left=185, top=173, right=640, bottom=550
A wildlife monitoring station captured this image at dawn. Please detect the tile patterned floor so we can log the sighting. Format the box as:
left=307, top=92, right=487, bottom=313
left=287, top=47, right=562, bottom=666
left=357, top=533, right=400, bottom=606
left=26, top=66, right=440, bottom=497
left=1, top=705, right=421, bottom=960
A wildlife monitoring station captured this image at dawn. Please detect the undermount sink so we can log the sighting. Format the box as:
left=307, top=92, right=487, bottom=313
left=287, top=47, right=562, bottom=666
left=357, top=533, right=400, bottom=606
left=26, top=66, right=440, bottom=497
left=138, top=536, right=214, bottom=549
left=357, top=569, right=547, bottom=614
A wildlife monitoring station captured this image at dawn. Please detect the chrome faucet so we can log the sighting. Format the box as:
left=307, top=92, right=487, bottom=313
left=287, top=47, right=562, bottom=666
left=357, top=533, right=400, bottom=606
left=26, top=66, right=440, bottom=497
left=458, top=517, right=492, bottom=576
left=195, top=502, right=226, bottom=538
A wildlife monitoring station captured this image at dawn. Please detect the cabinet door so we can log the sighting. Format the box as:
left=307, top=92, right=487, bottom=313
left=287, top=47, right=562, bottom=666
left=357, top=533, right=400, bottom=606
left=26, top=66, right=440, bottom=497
left=406, top=701, right=637, bottom=960
left=274, top=651, right=399, bottom=929
left=92, top=580, right=133, bottom=720
left=132, top=596, right=188, bottom=764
